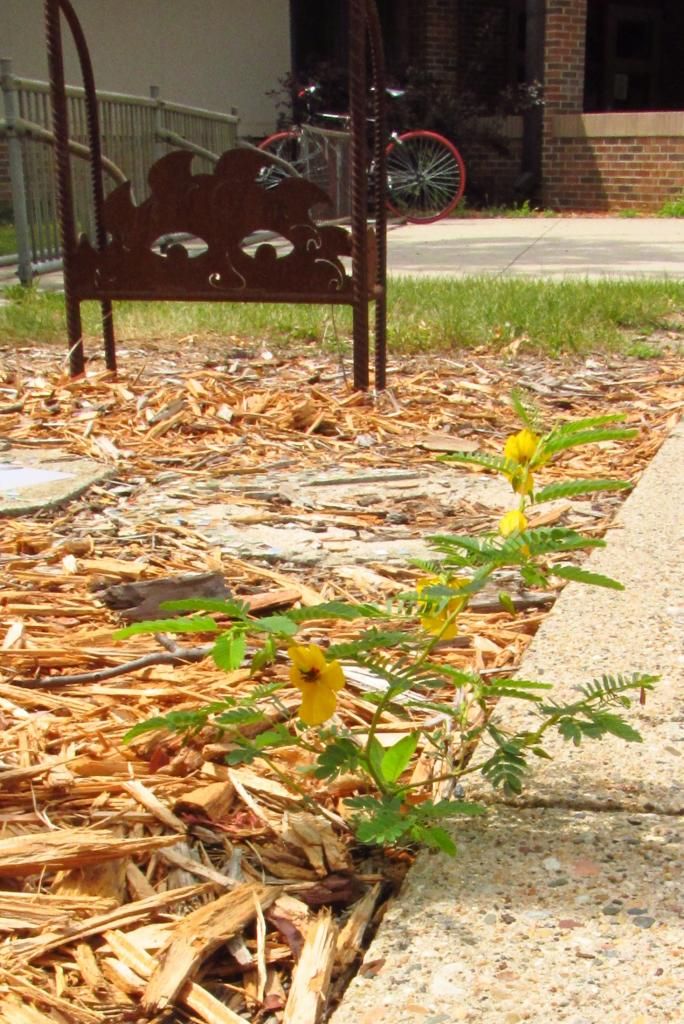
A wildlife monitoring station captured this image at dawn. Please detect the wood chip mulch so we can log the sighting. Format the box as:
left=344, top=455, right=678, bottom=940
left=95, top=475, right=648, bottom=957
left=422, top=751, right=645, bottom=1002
left=0, top=341, right=682, bottom=1024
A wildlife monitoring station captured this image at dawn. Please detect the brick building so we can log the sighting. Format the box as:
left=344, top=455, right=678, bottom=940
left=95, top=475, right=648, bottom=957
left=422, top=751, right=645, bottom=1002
left=292, top=0, right=684, bottom=211
left=3, top=1, right=683, bottom=214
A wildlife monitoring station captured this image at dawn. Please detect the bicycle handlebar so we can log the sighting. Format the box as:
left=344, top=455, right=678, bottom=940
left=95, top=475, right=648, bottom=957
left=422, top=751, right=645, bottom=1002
left=297, top=82, right=406, bottom=102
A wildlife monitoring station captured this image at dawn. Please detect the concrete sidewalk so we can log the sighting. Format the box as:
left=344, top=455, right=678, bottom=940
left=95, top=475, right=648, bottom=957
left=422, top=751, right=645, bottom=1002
left=1, top=217, right=683, bottom=290
left=386, top=216, right=684, bottom=279
left=332, top=419, right=684, bottom=1024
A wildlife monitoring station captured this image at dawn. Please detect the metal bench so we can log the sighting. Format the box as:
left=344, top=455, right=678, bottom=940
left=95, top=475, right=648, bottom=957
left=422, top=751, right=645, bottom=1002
left=44, top=0, right=388, bottom=390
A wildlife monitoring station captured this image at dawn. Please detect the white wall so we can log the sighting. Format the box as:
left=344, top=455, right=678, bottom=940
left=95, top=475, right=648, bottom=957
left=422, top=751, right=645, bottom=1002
left=2, top=0, right=291, bottom=136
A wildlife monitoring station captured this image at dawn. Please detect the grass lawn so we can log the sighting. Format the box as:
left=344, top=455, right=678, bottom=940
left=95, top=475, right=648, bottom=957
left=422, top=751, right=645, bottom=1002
left=0, top=223, right=17, bottom=258
left=1, top=276, right=683, bottom=358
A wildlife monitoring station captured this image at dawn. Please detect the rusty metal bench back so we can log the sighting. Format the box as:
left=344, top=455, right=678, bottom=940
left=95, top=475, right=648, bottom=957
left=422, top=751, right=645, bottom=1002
left=44, top=0, right=388, bottom=390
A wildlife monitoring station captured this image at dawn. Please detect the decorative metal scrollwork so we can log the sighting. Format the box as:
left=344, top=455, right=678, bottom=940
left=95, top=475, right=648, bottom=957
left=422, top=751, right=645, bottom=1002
left=73, top=148, right=366, bottom=302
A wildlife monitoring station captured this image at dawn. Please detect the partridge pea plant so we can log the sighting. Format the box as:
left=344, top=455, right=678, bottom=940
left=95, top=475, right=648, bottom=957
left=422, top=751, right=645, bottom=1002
left=121, top=396, right=657, bottom=855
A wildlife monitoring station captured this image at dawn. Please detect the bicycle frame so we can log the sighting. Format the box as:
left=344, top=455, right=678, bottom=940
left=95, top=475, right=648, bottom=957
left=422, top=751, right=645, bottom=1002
left=259, top=84, right=466, bottom=224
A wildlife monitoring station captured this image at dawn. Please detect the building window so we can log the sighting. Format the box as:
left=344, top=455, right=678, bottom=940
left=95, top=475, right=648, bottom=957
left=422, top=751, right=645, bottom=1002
left=584, top=0, right=684, bottom=111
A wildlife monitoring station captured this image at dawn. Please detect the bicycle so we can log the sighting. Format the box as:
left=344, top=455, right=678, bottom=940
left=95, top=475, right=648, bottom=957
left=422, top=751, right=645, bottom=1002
left=257, top=84, right=466, bottom=225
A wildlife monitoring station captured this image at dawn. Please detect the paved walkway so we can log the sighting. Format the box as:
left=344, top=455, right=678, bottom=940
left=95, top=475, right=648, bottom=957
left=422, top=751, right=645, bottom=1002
left=1, top=217, right=683, bottom=290
left=332, top=420, right=684, bottom=1024
left=386, top=216, right=684, bottom=279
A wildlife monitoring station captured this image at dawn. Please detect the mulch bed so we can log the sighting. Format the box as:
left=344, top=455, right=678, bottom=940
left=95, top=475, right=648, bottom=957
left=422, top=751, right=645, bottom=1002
left=0, top=341, right=682, bottom=1023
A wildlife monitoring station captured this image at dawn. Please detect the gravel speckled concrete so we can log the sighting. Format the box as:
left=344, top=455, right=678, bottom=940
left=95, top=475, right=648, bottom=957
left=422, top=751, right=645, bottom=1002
left=332, top=420, right=683, bottom=1023
left=332, top=808, right=683, bottom=1024
left=467, top=419, right=684, bottom=815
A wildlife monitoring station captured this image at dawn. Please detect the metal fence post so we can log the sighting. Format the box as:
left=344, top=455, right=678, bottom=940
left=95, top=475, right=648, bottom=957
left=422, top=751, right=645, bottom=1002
left=1, top=58, right=33, bottom=285
left=150, top=84, right=165, bottom=163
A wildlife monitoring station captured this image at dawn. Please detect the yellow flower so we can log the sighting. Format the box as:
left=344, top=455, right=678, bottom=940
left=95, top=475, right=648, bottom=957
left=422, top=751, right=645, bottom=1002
left=508, top=467, right=534, bottom=495
left=503, top=429, right=539, bottom=495
left=498, top=509, right=528, bottom=537
left=288, top=644, right=345, bottom=726
left=504, top=428, right=539, bottom=464
left=416, top=576, right=467, bottom=640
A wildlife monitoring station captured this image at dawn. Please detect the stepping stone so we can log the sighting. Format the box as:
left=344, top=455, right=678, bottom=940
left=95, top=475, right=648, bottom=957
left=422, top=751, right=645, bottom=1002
left=0, top=446, right=112, bottom=517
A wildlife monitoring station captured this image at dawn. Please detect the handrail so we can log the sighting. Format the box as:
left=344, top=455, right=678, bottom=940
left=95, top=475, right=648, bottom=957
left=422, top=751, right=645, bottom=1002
left=1, top=116, right=128, bottom=184
left=9, top=73, right=240, bottom=124
left=1, top=56, right=239, bottom=297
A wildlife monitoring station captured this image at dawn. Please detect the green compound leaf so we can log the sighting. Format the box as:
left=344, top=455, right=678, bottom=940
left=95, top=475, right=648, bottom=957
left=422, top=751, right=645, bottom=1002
left=480, top=727, right=528, bottom=795
left=437, top=451, right=510, bottom=474
left=544, top=412, right=628, bottom=434
left=347, top=794, right=408, bottom=846
left=488, top=678, right=553, bottom=692
left=213, top=707, right=266, bottom=728
left=578, top=672, right=659, bottom=701
left=160, top=598, right=251, bottom=618
left=380, top=733, right=419, bottom=784
left=409, top=825, right=457, bottom=856
left=428, top=527, right=603, bottom=569
left=533, top=478, right=632, bottom=503
left=113, top=615, right=219, bottom=639
left=417, top=799, right=487, bottom=819
left=250, top=615, right=299, bottom=636
left=480, top=751, right=526, bottom=795
left=557, top=710, right=643, bottom=745
left=590, top=712, right=643, bottom=742
left=557, top=717, right=589, bottom=745
left=348, top=654, right=450, bottom=697
left=287, top=601, right=386, bottom=623
left=314, top=738, right=363, bottom=780
left=211, top=631, right=247, bottom=671
left=537, top=426, right=637, bottom=460
left=484, top=685, right=546, bottom=703
left=225, top=724, right=296, bottom=765
left=550, top=565, right=624, bottom=589
left=123, top=716, right=173, bottom=742
left=510, top=388, right=545, bottom=433
left=123, top=707, right=211, bottom=742
left=520, top=564, right=550, bottom=588
left=327, top=629, right=412, bottom=660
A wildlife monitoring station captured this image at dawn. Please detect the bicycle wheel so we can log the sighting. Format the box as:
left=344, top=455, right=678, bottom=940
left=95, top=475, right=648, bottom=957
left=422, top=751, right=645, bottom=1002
left=257, top=129, right=329, bottom=191
left=385, top=130, right=466, bottom=224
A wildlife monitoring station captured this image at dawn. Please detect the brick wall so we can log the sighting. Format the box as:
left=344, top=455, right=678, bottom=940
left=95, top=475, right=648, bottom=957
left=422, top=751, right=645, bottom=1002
left=459, top=115, right=523, bottom=206
left=457, top=0, right=510, bottom=100
left=544, top=114, right=684, bottom=212
left=542, top=0, right=587, bottom=114
left=541, top=1, right=684, bottom=212
left=541, top=0, right=587, bottom=208
left=421, top=0, right=460, bottom=83
left=463, top=137, right=523, bottom=206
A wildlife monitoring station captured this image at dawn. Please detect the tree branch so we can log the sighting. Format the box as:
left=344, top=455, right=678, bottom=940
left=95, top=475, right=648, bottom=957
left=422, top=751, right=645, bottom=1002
left=10, top=642, right=213, bottom=690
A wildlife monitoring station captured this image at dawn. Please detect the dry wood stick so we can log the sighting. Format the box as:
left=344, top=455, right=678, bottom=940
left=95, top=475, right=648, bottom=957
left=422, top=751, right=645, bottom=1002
left=334, top=883, right=382, bottom=976
left=105, top=929, right=252, bottom=1024
left=282, top=908, right=338, bottom=1024
left=9, top=586, right=305, bottom=689
left=0, top=828, right=181, bottom=878
left=142, top=882, right=281, bottom=1013
left=9, top=642, right=214, bottom=689
left=0, top=978, right=101, bottom=1024
left=1, top=883, right=211, bottom=968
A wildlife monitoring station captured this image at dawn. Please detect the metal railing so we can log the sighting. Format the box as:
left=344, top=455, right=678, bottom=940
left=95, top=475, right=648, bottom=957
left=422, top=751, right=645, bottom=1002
left=0, top=59, right=239, bottom=284
left=302, top=124, right=353, bottom=220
